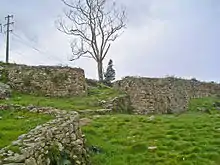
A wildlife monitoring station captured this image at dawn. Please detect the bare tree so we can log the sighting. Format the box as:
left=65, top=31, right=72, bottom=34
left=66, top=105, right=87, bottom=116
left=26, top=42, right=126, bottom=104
left=57, top=0, right=126, bottom=81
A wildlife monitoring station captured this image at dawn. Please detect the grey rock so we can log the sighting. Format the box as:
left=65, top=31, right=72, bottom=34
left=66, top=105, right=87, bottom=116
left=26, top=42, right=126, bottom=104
left=40, top=142, right=45, bottom=148
left=148, top=115, right=155, bottom=121
left=20, top=149, right=30, bottom=158
left=46, top=158, right=50, bottom=165
left=22, top=143, right=35, bottom=148
left=79, top=118, right=92, bottom=126
left=12, top=140, right=21, bottom=146
left=2, top=163, right=25, bottom=165
left=3, top=154, right=25, bottom=163
left=6, top=150, right=14, bottom=157
left=70, top=133, right=76, bottom=141
left=17, top=134, right=26, bottom=140
left=76, top=160, right=81, bottom=164
left=36, top=154, right=44, bottom=165
left=0, top=149, right=5, bottom=154
left=16, top=116, right=24, bottom=119
left=25, top=157, right=37, bottom=165
left=57, top=142, right=64, bottom=151
left=213, top=101, right=220, bottom=108
left=148, top=146, right=157, bottom=150
left=2, top=152, right=8, bottom=156
left=72, top=139, right=83, bottom=146
left=34, top=125, right=42, bottom=130
left=0, top=82, right=11, bottom=99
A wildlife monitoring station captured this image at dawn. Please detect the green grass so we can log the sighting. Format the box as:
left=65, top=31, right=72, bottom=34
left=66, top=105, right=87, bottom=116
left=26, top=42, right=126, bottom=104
left=188, top=97, right=219, bottom=112
left=0, top=109, right=53, bottom=149
left=82, top=98, right=220, bottom=165
left=0, top=85, right=122, bottom=111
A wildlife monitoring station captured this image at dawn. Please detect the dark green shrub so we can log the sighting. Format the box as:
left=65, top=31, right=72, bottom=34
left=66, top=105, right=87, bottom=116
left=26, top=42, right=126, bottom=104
left=47, top=144, right=72, bottom=165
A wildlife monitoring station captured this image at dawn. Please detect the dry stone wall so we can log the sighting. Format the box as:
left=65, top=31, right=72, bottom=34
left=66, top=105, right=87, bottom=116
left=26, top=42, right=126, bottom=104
left=0, top=82, right=11, bottom=99
left=0, top=63, right=87, bottom=97
left=0, top=105, right=90, bottom=165
left=101, top=95, right=134, bottom=114
left=114, top=77, right=220, bottom=114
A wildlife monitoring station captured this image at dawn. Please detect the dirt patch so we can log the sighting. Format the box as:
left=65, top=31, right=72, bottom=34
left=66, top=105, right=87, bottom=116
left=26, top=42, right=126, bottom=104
left=79, top=118, right=92, bottom=126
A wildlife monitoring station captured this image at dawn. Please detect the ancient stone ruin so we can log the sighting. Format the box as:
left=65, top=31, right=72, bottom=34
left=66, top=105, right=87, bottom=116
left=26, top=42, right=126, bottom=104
left=0, top=105, right=90, bottom=165
left=0, top=64, right=87, bottom=97
left=114, top=76, right=220, bottom=114
left=1, top=63, right=220, bottom=164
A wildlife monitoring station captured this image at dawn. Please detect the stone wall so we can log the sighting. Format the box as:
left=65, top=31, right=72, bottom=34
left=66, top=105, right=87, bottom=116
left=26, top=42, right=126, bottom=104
left=114, top=77, right=220, bottom=114
left=0, top=105, right=90, bottom=165
left=0, top=63, right=87, bottom=97
left=101, top=95, right=134, bottom=114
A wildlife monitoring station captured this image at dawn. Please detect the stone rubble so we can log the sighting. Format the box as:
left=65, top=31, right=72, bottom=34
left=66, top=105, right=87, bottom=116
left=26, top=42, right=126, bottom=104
left=0, top=82, right=11, bottom=99
left=0, top=105, right=90, bottom=165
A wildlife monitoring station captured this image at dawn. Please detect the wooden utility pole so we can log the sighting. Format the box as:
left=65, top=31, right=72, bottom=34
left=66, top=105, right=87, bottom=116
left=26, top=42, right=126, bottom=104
left=0, top=24, right=2, bottom=33
left=4, top=15, right=14, bottom=63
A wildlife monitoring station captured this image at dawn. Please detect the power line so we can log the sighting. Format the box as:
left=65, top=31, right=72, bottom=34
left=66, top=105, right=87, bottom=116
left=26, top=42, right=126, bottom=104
left=11, top=32, right=65, bottom=63
left=4, top=15, right=14, bottom=63
left=0, top=24, right=2, bottom=33
left=9, top=49, right=48, bottom=65
left=1, top=16, right=72, bottom=66
left=12, top=32, right=42, bottom=52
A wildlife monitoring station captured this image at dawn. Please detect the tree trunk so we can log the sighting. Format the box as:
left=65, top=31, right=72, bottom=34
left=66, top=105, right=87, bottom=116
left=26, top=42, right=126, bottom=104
left=97, top=60, right=104, bottom=82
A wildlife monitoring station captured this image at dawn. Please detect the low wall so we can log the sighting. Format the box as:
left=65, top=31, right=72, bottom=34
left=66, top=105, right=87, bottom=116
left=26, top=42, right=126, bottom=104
left=0, top=63, right=87, bottom=97
left=0, top=105, right=90, bottom=165
left=101, top=95, right=134, bottom=114
left=114, top=77, right=220, bottom=114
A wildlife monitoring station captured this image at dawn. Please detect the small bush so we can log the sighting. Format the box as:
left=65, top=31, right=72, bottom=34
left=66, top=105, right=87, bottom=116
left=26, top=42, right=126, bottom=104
left=47, top=144, right=72, bottom=165
left=0, top=68, right=9, bottom=84
left=22, top=77, right=31, bottom=86
left=86, top=78, right=99, bottom=87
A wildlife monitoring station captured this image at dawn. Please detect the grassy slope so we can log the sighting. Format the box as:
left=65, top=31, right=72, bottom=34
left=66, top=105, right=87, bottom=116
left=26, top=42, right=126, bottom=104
left=0, top=110, right=53, bottom=149
left=1, top=84, right=220, bottom=164
left=0, top=86, right=121, bottom=111
left=82, top=98, right=220, bottom=165
left=188, top=97, right=219, bottom=112
left=0, top=85, right=120, bottom=151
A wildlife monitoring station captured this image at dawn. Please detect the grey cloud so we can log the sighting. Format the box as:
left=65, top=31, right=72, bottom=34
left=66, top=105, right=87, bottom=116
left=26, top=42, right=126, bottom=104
left=0, top=0, right=219, bottom=82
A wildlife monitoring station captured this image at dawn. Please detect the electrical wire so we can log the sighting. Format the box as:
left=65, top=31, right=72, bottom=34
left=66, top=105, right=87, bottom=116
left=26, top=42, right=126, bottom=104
left=11, top=32, right=65, bottom=63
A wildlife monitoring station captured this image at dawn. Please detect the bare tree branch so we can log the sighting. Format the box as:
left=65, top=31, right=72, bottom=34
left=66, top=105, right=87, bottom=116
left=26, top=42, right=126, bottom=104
left=57, top=0, right=126, bottom=81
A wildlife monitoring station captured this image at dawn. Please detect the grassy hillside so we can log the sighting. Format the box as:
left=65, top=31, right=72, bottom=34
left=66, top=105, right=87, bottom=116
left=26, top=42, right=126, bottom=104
left=0, top=85, right=122, bottom=154
left=82, top=97, right=220, bottom=165
left=0, top=109, right=53, bottom=149
left=1, top=82, right=220, bottom=164
left=0, top=85, right=122, bottom=111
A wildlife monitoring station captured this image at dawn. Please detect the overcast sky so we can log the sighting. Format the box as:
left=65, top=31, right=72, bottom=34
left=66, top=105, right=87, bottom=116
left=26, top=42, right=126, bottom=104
left=0, top=0, right=220, bottom=82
